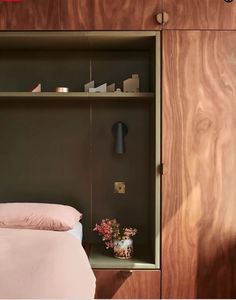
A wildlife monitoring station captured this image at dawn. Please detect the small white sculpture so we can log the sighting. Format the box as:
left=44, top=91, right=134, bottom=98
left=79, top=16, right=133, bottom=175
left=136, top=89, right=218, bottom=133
left=31, top=83, right=41, bottom=93
left=89, top=83, right=107, bottom=93
left=123, top=74, right=140, bottom=92
left=84, top=80, right=95, bottom=92
left=56, top=87, right=69, bottom=92
left=107, top=83, right=115, bottom=92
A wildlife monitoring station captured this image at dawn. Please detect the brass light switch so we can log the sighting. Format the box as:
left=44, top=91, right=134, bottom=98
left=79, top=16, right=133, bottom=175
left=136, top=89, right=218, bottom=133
left=114, top=182, right=126, bottom=194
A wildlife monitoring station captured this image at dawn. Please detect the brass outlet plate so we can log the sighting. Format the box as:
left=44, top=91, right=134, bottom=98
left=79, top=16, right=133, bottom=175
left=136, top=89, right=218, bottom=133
left=114, top=182, right=126, bottom=194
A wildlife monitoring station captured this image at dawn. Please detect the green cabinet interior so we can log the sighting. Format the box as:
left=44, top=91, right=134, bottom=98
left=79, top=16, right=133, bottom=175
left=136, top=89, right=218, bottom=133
left=0, top=32, right=160, bottom=269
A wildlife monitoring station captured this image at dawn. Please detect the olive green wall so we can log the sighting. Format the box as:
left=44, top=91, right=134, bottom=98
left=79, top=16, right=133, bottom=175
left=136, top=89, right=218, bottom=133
left=0, top=99, right=152, bottom=244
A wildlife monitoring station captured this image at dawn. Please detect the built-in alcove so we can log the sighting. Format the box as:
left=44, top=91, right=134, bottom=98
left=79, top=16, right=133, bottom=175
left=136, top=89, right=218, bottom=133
left=0, top=32, right=160, bottom=269
left=0, top=50, right=152, bottom=92
left=0, top=32, right=155, bottom=93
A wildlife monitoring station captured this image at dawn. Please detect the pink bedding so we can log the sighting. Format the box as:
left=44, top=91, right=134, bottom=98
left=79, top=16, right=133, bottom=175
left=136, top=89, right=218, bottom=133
left=0, top=228, right=96, bottom=299
left=0, top=203, right=82, bottom=231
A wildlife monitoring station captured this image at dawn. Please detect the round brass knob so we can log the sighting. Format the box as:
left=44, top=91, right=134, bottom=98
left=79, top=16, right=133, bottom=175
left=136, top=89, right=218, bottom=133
left=156, top=12, right=169, bottom=25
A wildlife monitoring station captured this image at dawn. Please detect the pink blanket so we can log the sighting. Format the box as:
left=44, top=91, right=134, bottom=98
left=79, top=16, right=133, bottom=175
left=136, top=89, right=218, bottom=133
left=0, top=228, right=95, bottom=299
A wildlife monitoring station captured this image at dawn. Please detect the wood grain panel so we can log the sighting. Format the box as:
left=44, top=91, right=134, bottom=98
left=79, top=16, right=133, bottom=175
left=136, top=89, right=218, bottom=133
left=0, top=0, right=60, bottom=30
left=163, top=0, right=236, bottom=29
left=0, top=0, right=162, bottom=30
left=94, top=270, right=160, bottom=299
left=162, top=31, right=236, bottom=298
left=60, top=0, right=94, bottom=30
left=93, top=0, right=162, bottom=30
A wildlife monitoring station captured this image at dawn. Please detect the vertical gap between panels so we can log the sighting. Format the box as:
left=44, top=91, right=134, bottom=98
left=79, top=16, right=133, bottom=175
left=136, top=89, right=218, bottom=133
left=90, top=102, right=93, bottom=233
left=89, top=58, right=93, bottom=82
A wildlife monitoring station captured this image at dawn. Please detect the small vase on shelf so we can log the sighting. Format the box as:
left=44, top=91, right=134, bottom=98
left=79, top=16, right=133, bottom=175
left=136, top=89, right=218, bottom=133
left=93, top=218, right=137, bottom=259
left=113, top=238, right=133, bottom=259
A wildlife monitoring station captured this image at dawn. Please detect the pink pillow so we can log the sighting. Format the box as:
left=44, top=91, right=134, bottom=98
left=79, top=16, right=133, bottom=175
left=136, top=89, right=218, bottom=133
left=0, top=203, right=82, bottom=231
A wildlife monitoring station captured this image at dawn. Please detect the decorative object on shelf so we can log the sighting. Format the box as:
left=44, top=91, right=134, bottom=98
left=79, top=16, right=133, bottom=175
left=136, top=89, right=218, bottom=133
left=89, top=83, right=107, bottom=93
left=113, top=238, right=133, bottom=260
left=31, top=83, right=41, bottom=93
left=115, top=88, right=122, bottom=93
left=93, top=218, right=137, bottom=259
left=112, top=122, right=128, bottom=154
left=107, top=83, right=115, bottom=92
left=56, top=87, right=69, bottom=93
left=123, top=74, right=140, bottom=92
left=84, top=80, right=94, bottom=92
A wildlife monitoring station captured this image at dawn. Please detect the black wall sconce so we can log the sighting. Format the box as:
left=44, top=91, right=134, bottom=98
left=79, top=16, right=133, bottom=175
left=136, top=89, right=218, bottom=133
left=112, top=122, right=128, bottom=154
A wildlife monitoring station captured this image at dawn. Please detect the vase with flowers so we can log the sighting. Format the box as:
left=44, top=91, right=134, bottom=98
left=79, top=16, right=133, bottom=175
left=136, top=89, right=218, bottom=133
left=93, top=218, right=137, bottom=259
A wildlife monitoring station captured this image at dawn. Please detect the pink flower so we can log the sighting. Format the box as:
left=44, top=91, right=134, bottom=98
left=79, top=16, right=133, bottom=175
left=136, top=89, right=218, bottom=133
left=93, top=218, right=137, bottom=249
left=123, top=227, right=138, bottom=238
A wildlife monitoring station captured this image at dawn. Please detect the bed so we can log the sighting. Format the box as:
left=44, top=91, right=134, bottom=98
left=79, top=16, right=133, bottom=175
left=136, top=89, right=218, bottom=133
left=0, top=203, right=96, bottom=299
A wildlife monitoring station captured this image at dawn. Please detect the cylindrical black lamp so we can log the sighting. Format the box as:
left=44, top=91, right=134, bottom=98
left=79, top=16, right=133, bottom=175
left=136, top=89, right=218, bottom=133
left=112, top=122, right=128, bottom=154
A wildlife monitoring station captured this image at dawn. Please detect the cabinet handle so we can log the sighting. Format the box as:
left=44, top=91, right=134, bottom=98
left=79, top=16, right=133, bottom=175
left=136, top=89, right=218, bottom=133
left=159, top=163, right=167, bottom=175
left=156, top=12, right=169, bottom=25
left=224, top=0, right=234, bottom=3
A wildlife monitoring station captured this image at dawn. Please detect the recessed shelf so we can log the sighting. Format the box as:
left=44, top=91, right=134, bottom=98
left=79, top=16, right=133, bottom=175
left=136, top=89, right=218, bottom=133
left=0, top=92, right=154, bottom=100
left=89, top=244, right=156, bottom=270
left=0, top=31, right=160, bottom=270
left=0, top=31, right=157, bottom=51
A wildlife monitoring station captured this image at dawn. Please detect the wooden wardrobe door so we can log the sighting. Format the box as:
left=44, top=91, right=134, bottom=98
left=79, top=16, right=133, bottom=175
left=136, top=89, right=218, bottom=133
left=94, top=270, right=160, bottom=299
left=162, top=31, right=236, bottom=298
left=163, top=0, right=236, bottom=30
left=60, top=0, right=162, bottom=30
left=0, top=0, right=60, bottom=30
left=60, top=0, right=94, bottom=30
left=93, top=0, right=162, bottom=30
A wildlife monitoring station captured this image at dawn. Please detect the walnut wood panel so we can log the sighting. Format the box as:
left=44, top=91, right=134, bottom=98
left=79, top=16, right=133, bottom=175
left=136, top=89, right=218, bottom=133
left=60, top=0, right=162, bottom=30
left=93, top=0, right=162, bottom=30
left=94, top=270, right=160, bottom=299
left=162, top=31, right=236, bottom=298
left=0, top=0, right=60, bottom=30
left=60, top=0, right=94, bottom=30
left=163, top=0, right=236, bottom=29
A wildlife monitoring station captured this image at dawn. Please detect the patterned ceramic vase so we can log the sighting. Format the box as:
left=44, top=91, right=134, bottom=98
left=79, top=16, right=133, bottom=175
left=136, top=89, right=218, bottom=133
left=113, top=238, right=133, bottom=259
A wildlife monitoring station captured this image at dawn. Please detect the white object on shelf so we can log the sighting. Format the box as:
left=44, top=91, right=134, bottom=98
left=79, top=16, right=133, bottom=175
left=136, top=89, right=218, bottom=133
left=89, top=83, right=107, bottom=93
left=115, top=88, right=122, bottom=93
left=56, top=87, right=69, bottom=92
left=107, top=83, right=115, bottom=92
left=84, top=80, right=95, bottom=92
left=31, top=83, right=41, bottom=93
left=123, top=74, right=140, bottom=92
